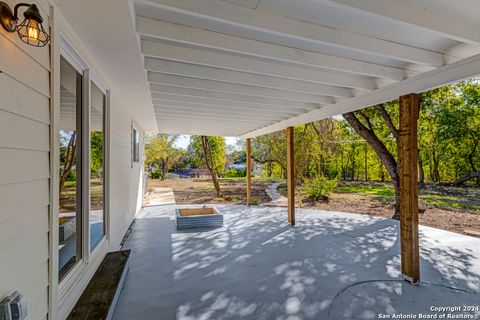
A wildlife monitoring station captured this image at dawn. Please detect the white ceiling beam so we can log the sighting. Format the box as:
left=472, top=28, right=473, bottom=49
left=155, top=112, right=273, bottom=124
left=140, top=0, right=445, bottom=66
left=155, top=123, right=247, bottom=136
left=241, top=53, right=480, bottom=139
left=141, top=40, right=376, bottom=90
left=145, top=58, right=354, bottom=98
left=152, top=100, right=306, bottom=115
left=311, top=0, right=480, bottom=45
left=137, top=16, right=406, bottom=81
left=151, top=93, right=314, bottom=112
left=156, top=119, right=261, bottom=128
left=156, top=120, right=257, bottom=130
left=154, top=103, right=297, bottom=118
left=148, top=72, right=336, bottom=104
left=149, top=83, right=324, bottom=109
left=154, top=107, right=289, bottom=121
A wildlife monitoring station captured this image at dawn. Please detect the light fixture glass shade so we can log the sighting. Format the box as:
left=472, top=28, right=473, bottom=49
left=17, top=17, right=49, bottom=47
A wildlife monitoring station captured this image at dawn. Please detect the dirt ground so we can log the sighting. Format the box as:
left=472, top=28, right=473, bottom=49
left=305, top=192, right=480, bottom=237
left=278, top=182, right=480, bottom=238
left=149, top=177, right=480, bottom=238
left=148, top=178, right=272, bottom=205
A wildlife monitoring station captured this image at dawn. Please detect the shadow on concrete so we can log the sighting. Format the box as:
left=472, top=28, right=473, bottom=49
left=113, top=205, right=480, bottom=320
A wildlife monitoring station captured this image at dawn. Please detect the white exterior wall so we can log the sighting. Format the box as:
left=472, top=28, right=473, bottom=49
left=0, top=2, right=145, bottom=319
left=109, top=95, right=145, bottom=249
left=0, top=0, right=51, bottom=318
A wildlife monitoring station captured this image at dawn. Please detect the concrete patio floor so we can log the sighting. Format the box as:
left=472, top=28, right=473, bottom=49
left=113, top=205, right=480, bottom=320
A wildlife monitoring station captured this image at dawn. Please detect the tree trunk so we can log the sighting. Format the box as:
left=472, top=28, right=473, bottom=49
left=468, top=140, right=479, bottom=186
left=432, top=150, right=440, bottom=182
left=350, top=147, right=356, bottom=181
left=364, top=145, right=368, bottom=181
left=452, top=172, right=480, bottom=186
left=161, top=160, right=167, bottom=181
left=343, top=110, right=400, bottom=219
left=418, top=149, right=425, bottom=187
left=201, top=136, right=222, bottom=198
left=59, top=132, right=77, bottom=192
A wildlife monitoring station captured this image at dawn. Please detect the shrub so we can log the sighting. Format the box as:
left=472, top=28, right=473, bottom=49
left=225, top=169, right=246, bottom=178
left=303, top=176, right=337, bottom=201
left=65, top=170, right=76, bottom=182
left=150, top=169, right=162, bottom=179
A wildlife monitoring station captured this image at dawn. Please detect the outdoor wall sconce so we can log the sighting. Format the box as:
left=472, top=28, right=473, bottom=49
left=0, top=2, right=50, bottom=47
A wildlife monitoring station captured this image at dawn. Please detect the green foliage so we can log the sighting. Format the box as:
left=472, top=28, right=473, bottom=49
left=150, top=169, right=162, bottom=179
left=90, top=131, right=103, bottom=177
left=303, top=176, right=337, bottom=201
left=252, top=79, right=480, bottom=186
left=189, top=136, right=227, bottom=175
left=225, top=169, right=246, bottom=178
left=145, top=134, right=183, bottom=179
left=65, top=170, right=76, bottom=182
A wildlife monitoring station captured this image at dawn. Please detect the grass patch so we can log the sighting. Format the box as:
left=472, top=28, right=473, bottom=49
left=219, top=177, right=282, bottom=183
left=335, top=184, right=395, bottom=197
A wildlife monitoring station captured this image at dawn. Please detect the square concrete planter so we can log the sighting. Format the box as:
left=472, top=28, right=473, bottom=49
left=59, top=217, right=76, bottom=242
left=175, top=207, right=223, bottom=230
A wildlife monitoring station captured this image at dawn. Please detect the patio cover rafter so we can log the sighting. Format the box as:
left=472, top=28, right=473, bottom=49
left=141, top=40, right=377, bottom=91
left=144, top=58, right=355, bottom=98
left=153, top=99, right=306, bottom=116
left=148, top=73, right=337, bottom=105
left=138, top=0, right=445, bottom=66
left=311, top=0, right=480, bottom=45
left=132, top=0, right=480, bottom=137
left=137, top=16, right=407, bottom=81
left=149, top=83, right=325, bottom=109
left=151, top=95, right=314, bottom=113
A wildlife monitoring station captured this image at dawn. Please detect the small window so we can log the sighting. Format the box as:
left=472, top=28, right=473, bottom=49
left=132, top=127, right=140, bottom=163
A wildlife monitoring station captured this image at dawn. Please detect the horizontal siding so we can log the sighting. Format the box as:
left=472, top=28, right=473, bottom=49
left=0, top=205, right=49, bottom=261
left=0, top=34, right=50, bottom=97
left=0, top=5, right=51, bottom=319
left=0, top=73, right=50, bottom=124
left=0, top=233, right=48, bottom=280
left=0, top=28, right=49, bottom=72
left=0, top=179, right=49, bottom=224
left=0, top=149, right=49, bottom=186
left=0, top=110, right=50, bottom=151
left=27, top=287, right=49, bottom=320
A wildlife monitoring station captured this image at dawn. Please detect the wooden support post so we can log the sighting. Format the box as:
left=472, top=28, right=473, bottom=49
left=399, top=93, right=420, bottom=284
left=246, top=138, right=252, bottom=206
left=286, top=127, right=295, bottom=225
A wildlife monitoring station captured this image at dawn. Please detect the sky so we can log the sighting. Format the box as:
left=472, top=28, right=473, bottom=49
left=174, top=135, right=240, bottom=150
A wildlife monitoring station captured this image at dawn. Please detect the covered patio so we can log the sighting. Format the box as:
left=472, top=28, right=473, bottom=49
left=3, top=0, right=480, bottom=318
left=113, top=203, right=480, bottom=320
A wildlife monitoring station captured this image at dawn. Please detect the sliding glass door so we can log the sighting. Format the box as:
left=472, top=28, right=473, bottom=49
left=90, top=83, right=106, bottom=251
left=58, top=52, right=109, bottom=282
left=58, top=56, right=83, bottom=280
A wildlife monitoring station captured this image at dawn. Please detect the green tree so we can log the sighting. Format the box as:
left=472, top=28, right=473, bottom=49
left=190, top=136, right=226, bottom=197
left=90, top=131, right=103, bottom=178
left=144, top=134, right=182, bottom=180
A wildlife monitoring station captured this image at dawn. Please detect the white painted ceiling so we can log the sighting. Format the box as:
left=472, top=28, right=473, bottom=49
left=56, top=0, right=480, bottom=137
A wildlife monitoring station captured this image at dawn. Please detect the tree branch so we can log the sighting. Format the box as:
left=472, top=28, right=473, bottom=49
left=357, top=111, right=374, bottom=132
left=376, top=104, right=399, bottom=142
left=343, top=112, right=398, bottom=184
